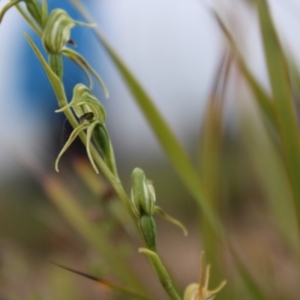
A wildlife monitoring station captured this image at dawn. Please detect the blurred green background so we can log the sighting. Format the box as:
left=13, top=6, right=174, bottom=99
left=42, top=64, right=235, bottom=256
left=1, top=0, right=300, bottom=299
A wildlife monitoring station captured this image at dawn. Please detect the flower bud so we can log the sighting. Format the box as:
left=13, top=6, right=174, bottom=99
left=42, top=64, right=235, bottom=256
left=130, top=168, right=156, bottom=218
left=25, top=0, right=43, bottom=27
left=92, top=124, right=118, bottom=178
left=146, top=180, right=156, bottom=206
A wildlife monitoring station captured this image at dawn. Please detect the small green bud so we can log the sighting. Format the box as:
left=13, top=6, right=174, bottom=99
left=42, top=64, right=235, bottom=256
left=25, top=0, right=43, bottom=27
left=146, top=180, right=156, bottom=206
left=139, top=215, right=157, bottom=251
left=92, top=124, right=118, bottom=178
left=130, top=168, right=156, bottom=218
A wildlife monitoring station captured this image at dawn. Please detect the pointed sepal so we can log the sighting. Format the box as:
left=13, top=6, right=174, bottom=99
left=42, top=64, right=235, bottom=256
left=154, top=206, right=188, bottom=236
left=62, top=48, right=109, bottom=96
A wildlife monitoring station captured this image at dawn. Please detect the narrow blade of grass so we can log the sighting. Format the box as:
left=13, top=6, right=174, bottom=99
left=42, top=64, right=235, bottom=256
left=198, top=53, right=229, bottom=290
left=211, top=9, right=276, bottom=127
left=52, top=263, right=153, bottom=300
left=238, top=95, right=300, bottom=253
left=256, top=0, right=300, bottom=235
left=231, top=249, right=269, bottom=300
left=287, top=57, right=300, bottom=106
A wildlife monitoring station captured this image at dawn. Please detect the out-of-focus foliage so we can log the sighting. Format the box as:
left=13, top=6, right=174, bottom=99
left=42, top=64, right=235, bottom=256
left=1, top=0, right=300, bottom=299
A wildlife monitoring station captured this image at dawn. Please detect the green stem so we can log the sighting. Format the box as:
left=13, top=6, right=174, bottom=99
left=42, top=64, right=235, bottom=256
left=0, top=0, right=22, bottom=23
left=49, top=53, right=63, bottom=79
left=50, top=69, right=181, bottom=300
left=139, top=248, right=182, bottom=300
left=25, top=34, right=148, bottom=293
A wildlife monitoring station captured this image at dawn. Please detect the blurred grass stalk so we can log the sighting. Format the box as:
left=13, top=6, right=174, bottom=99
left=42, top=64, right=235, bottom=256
left=42, top=175, right=147, bottom=293
left=256, top=0, right=300, bottom=237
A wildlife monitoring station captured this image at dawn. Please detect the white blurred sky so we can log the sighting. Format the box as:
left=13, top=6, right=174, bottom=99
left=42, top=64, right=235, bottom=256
left=0, top=0, right=300, bottom=173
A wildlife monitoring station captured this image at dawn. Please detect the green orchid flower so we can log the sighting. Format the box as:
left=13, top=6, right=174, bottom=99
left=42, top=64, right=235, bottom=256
left=42, top=8, right=108, bottom=94
left=1, top=3, right=108, bottom=95
left=55, top=84, right=117, bottom=176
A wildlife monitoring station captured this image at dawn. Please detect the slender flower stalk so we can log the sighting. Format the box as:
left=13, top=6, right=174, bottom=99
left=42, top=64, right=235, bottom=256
left=21, top=10, right=185, bottom=299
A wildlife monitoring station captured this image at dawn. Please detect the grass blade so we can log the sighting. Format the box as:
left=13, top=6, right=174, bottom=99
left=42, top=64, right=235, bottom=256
left=198, top=53, right=232, bottom=296
left=43, top=175, right=147, bottom=293
left=256, top=0, right=300, bottom=235
left=231, top=249, right=269, bottom=300
left=53, top=263, right=153, bottom=300
left=211, top=9, right=275, bottom=127
left=238, top=96, right=300, bottom=253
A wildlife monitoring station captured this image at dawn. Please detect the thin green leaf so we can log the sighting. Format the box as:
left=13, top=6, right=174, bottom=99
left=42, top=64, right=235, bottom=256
left=16, top=4, right=43, bottom=36
left=238, top=97, right=300, bottom=253
left=43, top=176, right=148, bottom=292
left=287, top=56, right=300, bottom=106
left=211, top=9, right=276, bottom=127
left=0, top=0, right=21, bottom=23
left=197, top=53, right=231, bottom=295
left=256, top=0, right=300, bottom=235
left=24, top=33, right=68, bottom=108
left=53, top=263, right=153, bottom=300
left=231, top=249, right=269, bottom=300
